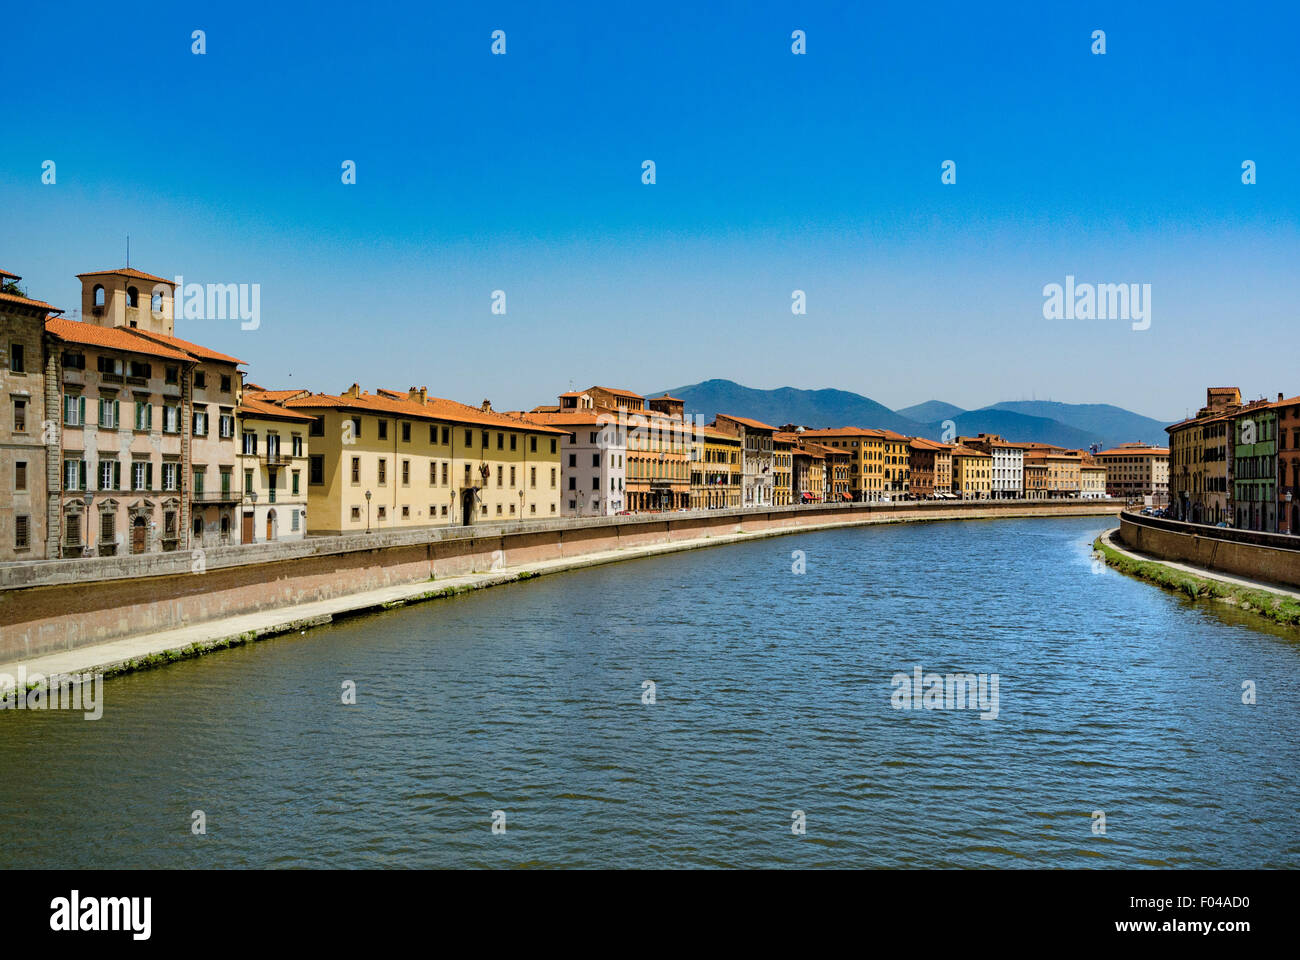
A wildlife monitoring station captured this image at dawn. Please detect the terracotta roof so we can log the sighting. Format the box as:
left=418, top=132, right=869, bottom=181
left=238, top=396, right=316, bottom=422
left=1095, top=444, right=1168, bottom=457
left=0, top=268, right=20, bottom=281
left=800, top=426, right=886, bottom=439
left=654, top=393, right=683, bottom=402
left=76, top=267, right=173, bottom=286
left=909, top=437, right=952, bottom=451
left=590, top=386, right=645, bottom=400
left=0, top=291, right=62, bottom=313
left=792, top=446, right=824, bottom=459
left=45, top=316, right=192, bottom=360
left=285, top=388, right=567, bottom=433
left=521, top=410, right=619, bottom=429
left=716, top=413, right=777, bottom=432
left=800, top=441, right=844, bottom=457
left=701, top=425, right=742, bottom=441
left=950, top=444, right=990, bottom=458
left=130, top=328, right=244, bottom=365
left=247, top=388, right=310, bottom=402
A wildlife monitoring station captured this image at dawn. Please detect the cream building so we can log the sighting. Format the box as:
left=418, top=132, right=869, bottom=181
left=236, top=393, right=315, bottom=543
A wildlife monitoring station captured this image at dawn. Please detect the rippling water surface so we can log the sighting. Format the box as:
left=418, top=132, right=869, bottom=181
left=2, top=517, right=1298, bottom=868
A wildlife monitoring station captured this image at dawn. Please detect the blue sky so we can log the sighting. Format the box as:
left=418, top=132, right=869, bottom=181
left=3, top=1, right=1297, bottom=420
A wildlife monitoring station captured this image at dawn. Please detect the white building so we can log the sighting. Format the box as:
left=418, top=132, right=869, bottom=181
left=964, top=435, right=1024, bottom=499
left=522, top=405, right=626, bottom=517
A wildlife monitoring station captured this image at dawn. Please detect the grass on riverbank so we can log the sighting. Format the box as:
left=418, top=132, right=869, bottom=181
left=1094, top=536, right=1300, bottom=627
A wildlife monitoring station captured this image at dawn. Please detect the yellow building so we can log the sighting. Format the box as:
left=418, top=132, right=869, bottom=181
left=277, top=384, right=564, bottom=534
left=693, top=427, right=742, bottom=509
left=800, top=427, right=889, bottom=501
left=772, top=433, right=793, bottom=505
left=881, top=429, right=910, bottom=500
left=235, top=393, right=315, bottom=544
left=951, top=445, right=993, bottom=499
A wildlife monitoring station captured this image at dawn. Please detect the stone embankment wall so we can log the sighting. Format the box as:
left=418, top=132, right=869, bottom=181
left=1, top=500, right=1119, bottom=661
left=1118, top=511, right=1300, bottom=589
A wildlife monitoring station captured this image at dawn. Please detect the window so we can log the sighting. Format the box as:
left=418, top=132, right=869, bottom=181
left=162, top=462, right=178, bottom=491
left=220, top=413, right=234, bottom=438
left=163, top=404, right=181, bottom=433
left=402, top=460, right=410, bottom=485
left=310, top=417, right=324, bottom=437
left=378, top=420, right=388, bottom=440
left=193, top=370, right=206, bottom=389
left=165, top=365, right=179, bottom=385
left=592, top=476, right=600, bottom=490
left=465, top=430, right=473, bottom=447
left=377, top=459, right=387, bottom=484
left=65, top=513, right=80, bottom=545
left=134, top=400, right=152, bottom=431
left=441, top=462, right=448, bottom=485
left=14, top=515, right=29, bottom=549
left=377, top=506, right=387, bottom=520
left=592, top=454, right=600, bottom=468
left=291, top=510, right=299, bottom=532
left=441, top=427, right=449, bottom=445
left=464, top=464, right=471, bottom=485
left=309, top=456, right=324, bottom=485
left=291, top=434, right=302, bottom=457
left=244, top=469, right=254, bottom=495
left=12, top=398, right=25, bottom=433
left=62, top=351, right=85, bottom=369
left=93, top=285, right=105, bottom=307
left=530, top=436, right=537, bottom=452
left=101, top=511, right=116, bottom=544
left=64, top=458, right=86, bottom=491
left=400, top=421, right=411, bottom=443
left=351, top=417, right=362, bottom=439
left=569, top=454, right=576, bottom=467
left=510, top=434, right=517, bottom=451
left=430, top=462, right=437, bottom=484
left=193, top=408, right=208, bottom=436
left=351, top=507, right=361, bottom=521
left=351, top=457, right=361, bottom=483
left=569, top=476, right=576, bottom=490
left=497, top=465, right=503, bottom=487
left=15, top=461, right=27, bottom=491
left=64, top=395, right=85, bottom=426
left=509, top=466, right=516, bottom=487
left=292, top=471, right=300, bottom=495
left=133, top=460, right=150, bottom=491
left=530, top=467, right=536, bottom=488
left=551, top=468, right=556, bottom=488
left=401, top=505, right=410, bottom=519
left=9, top=343, right=24, bottom=373
left=549, top=439, right=557, bottom=454
left=220, top=375, right=232, bottom=393
left=193, top=467, right=204, bottom=495
left=126, top=286, right=139, bottom=308
left=242, top=432, right=258, bottom=455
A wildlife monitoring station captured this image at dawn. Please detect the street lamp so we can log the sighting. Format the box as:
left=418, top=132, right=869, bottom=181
left=365, top=489, right=372, bottom=533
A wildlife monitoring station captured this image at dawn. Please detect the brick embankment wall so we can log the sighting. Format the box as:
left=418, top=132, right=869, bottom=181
left=1118, top=512, right=1300, bottom=590
left=0, top=500, right=1118, bottom=661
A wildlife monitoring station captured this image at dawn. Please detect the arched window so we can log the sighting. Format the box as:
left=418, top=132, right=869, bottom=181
left=126, top=286, right=139, bottom=307
left=93, top=284, right=105, bottom=307
left=151, top=291, right=162, bottom=314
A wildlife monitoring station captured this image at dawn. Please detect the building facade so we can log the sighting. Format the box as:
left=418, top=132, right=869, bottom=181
left=524, top=404, right=628, bottom=517
left=1231, top=400, right=1277, bottom=531
left=236, top=394, right=315, bottom=543
left=715, top=414, right=775, bottom=507
left=951, top=445, right=992, bottom=499
left=1094, top=443, right=1169, bottom=503
left=1, top=269, right=60, bottom=560
left=1276, top=394, right=1300, bottom=535
left=282, top=385, right=564, bottom=534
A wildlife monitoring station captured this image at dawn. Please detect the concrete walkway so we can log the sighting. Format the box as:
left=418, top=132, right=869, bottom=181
left=0, top=516, right=888, bottom=690
left=1099, top=528, right=1300, bottom=600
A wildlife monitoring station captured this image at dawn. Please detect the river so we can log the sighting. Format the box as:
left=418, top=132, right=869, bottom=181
left=2, top=516, right=1297, bottom=868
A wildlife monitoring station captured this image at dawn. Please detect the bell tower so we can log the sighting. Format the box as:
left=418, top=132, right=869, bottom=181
left=76, top=268, right=175, bottom=336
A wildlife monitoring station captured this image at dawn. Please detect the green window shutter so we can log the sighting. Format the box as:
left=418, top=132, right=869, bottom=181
left=114, top=400, right=120, bottom=424
left=114, top=461, right=121, bottom=490
left=79, top=461, right=87, bottom=489
left=78, top=396, right=85, bottom=424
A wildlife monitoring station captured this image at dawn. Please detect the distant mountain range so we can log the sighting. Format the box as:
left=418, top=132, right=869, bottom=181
left=650, top=379, right=1173, bottom=450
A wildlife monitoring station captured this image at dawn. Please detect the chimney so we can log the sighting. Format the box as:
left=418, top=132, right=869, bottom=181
left=344, top=383, right=361, bottom=398
left=1280, top=393, right=1285, bottom=402
left=408, top=386, right=427, bottom=403
left=481, top=399, right=492, bottom=412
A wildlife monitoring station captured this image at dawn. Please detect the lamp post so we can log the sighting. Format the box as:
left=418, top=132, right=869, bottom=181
left=365, top=489, right=372, bottom=533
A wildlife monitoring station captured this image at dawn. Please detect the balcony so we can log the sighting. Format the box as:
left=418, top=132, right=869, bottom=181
left=192, top=489, right=243, bottom=504
left=261, top=451, right=292, bottom=467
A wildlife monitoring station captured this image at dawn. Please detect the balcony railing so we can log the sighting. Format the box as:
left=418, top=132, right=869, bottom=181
left=261, top=451, right=293, bottom=467
left=192, top=489, right=243, bottom=504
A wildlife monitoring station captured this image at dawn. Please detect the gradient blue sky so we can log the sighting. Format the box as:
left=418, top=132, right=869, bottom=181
left=4, top=1, right=1297, bottom=420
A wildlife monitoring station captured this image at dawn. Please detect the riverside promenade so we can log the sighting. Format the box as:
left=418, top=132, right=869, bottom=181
left=0, top=499, right=1120, bottom=688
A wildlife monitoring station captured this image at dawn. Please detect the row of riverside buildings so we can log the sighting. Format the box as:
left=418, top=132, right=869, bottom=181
left=0, top=264, right=1171, bottom=563
left=1165, top=386, right=1300, bottom=534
